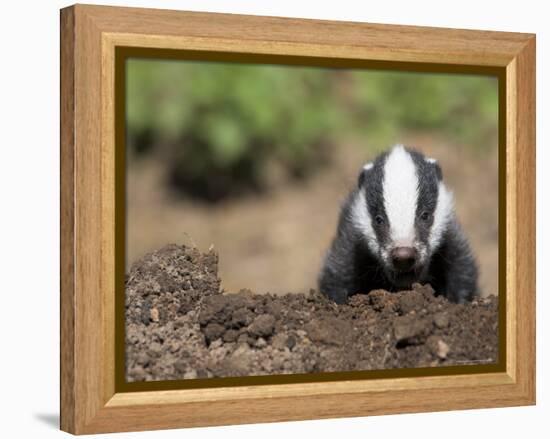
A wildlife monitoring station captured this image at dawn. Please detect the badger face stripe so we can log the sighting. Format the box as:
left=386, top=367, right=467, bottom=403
left=351, top=189, right=380, bottom=254
left=382, top=145, right=419, bottom=246
left=429, top=182, right=454, bottom=250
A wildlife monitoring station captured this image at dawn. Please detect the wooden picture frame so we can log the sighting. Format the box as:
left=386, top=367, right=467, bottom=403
left=60, top=4, right=536, bottom=434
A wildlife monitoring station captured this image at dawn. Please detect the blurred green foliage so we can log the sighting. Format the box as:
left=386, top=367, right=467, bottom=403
left=127, top=59, right=497, bottom=200
left=347, top=70, right=498, bottom=151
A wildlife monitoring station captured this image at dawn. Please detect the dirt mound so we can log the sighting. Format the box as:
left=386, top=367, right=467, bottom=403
left=126, top=245, right=499, bottom=382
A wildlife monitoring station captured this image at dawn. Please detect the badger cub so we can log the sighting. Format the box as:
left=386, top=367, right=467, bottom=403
left=319, top=145, right=478, bottom=304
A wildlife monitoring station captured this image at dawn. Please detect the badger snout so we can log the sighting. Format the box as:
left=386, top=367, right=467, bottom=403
left=390, top=246, right=418, bottom=271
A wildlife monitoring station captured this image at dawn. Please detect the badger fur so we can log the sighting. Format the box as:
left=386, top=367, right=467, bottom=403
left=318, top=145, right=478, bottom=304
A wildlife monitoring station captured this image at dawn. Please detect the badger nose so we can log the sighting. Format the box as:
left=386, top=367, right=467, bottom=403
left=391, top=247, right=417, bottom=271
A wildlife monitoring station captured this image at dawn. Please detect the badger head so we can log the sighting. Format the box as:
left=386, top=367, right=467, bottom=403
left=352, top=145, right=454, bottom=289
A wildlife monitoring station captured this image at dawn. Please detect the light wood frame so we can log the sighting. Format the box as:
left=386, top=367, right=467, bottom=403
left=60, top=4, right=536, bottom=434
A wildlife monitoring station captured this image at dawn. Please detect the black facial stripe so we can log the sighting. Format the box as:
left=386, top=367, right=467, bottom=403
left=433, top=161, right=443, bottom=181
left=361, top=152, right=390, bottom=248
left=408, top=149, right=440, bottom=245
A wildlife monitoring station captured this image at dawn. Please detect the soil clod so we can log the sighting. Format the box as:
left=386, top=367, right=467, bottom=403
left=126, top=244, right=499, bottom=382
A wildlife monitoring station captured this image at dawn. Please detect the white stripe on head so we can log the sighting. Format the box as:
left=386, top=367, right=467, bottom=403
left=429, top=182, right=454, bottom=250
left=351, top=190, right=379, bottom=253
left=383, top=145, right=419, bottom=247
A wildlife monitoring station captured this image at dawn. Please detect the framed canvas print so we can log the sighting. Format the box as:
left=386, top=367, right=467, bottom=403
left=60, top=4, right=536, bottom=434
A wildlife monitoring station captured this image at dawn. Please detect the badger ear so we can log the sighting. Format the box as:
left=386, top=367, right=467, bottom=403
left=425, top=157, right=443, bottom=181
left=358, top=162, right=373, bottom=187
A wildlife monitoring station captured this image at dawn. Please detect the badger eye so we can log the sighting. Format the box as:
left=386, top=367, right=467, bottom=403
left=420, top=211, right=431, bottom=222
left=374, top=215, right=385, bottom=225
